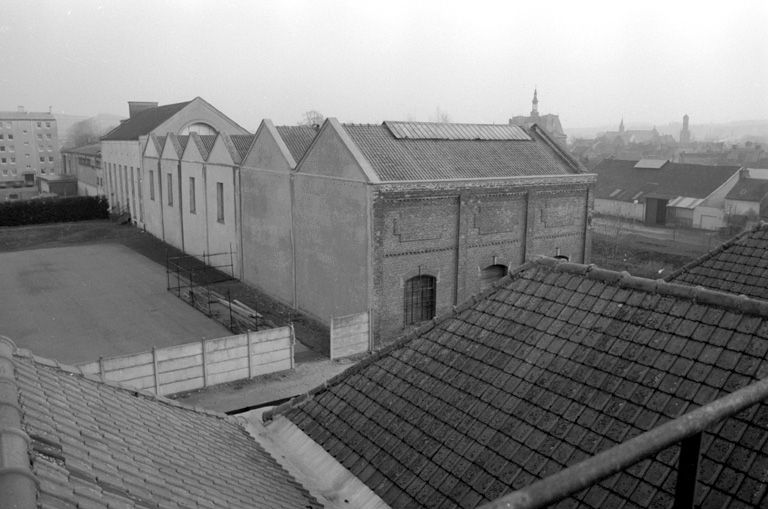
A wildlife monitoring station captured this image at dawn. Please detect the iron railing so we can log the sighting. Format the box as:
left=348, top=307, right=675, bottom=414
left=479, top=376, right=768, bottom=509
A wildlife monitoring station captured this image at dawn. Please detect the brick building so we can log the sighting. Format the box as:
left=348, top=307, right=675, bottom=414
left=242, top=119, right=594, bottom=343
left=0, top=107, right=59, bottom=189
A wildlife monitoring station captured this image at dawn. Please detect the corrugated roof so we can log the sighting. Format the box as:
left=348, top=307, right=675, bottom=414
left=101, top=101, right=192, bottom=141
left=594, top=159, right=740, bottom=202
left=274, top=257, right=768, bottom=508
left=667, top=196, right=705, bottom=209
left=61, top=143, right=100, bottom=156
left=725, top=177, right=768, bottom=202
left=342, top=123, right=580, bottom=181
left=231, top=134, right=255, bottom=160
left=275, top=125, right=319, bottom=163
left=0, top=338, right=321, bottom=509
left=385, top=121, right=531, bottom=141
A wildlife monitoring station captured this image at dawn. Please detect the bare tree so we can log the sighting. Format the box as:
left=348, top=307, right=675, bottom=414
left=300, top=110, right=324, bottom=127
left=430, top=107, right=451, bottom=123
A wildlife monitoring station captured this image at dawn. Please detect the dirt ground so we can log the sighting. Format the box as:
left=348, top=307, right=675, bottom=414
left=0, top=220, right=329, bottom=358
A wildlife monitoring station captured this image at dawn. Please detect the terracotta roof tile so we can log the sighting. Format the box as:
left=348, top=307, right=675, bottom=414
left=0, top=338, right=320, bottom=509
left=271, top=257, right=768, bottom=508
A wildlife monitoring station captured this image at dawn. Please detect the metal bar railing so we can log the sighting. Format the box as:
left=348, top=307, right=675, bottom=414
left=478, top=376, right=768, bottom=509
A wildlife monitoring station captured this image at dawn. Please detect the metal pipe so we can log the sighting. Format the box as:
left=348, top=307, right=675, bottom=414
left=479, top=376, right=768, bottom=509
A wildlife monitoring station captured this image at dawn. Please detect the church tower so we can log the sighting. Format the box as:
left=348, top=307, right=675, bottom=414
left=619, top=117, right=625, bottom=133
left=530, top=89, right=539, bottom=117
left=680, top=114, right=691, bottom=145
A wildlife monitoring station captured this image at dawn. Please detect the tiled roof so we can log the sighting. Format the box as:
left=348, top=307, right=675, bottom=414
left=342, top=123, right=581, bottom=181
left=230, top=134, right=255, bottom=161
left=276, top=125, right=319, bottom=163
left=594, top=159, right=740, bottom=202
left=725, top=177, right=768, bottom=202
left=668, top=222, right=768, bottom=300
left=0, top=337, right=320, bottom=509
left=101, top=101, right=192, bottom=141
left=272, top=257, right=768, bottom=508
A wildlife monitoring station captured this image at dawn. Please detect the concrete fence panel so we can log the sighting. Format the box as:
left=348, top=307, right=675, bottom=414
left=330, top=311, right=371, bottom=360
left=76, top=326, right=295, bottom=396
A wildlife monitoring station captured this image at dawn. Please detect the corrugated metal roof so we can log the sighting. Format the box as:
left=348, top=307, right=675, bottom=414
left=668, top=196, right=705, bottom=209
left=634, top=159, right=669, bottom=169
left=384, top=121, right=531, bottom=141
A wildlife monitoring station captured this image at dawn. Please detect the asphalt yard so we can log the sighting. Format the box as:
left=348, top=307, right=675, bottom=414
left=0, top=243, right=231, bottom=364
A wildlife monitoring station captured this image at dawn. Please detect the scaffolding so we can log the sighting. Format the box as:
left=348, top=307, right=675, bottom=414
left=166, top=247, right=263, bottom=333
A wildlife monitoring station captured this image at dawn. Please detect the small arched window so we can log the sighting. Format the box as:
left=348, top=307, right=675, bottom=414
left=404, top=275, right=436, bottom=325
left=180, top=122, right=217, bottom=135
left=480, top=264, right=507, bottom=290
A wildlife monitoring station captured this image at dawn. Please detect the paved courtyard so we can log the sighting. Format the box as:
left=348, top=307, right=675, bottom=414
left=0, top=243, right=231, bottom=364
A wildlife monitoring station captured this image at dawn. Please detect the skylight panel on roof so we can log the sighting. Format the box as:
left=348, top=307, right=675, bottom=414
left=634, top=159, right=669, bottom=169
left=609, top=189, right=622, bottom=197
left=384, top=121, right=531, bottom=141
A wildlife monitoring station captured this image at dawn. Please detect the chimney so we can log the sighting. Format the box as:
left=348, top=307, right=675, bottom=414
left=128, top=101, right=159, bottom=118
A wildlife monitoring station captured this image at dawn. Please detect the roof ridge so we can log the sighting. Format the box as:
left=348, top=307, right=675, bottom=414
left=11, top=345, right=240, bottom=425
left=0, top=337, right=37, bottom=507
left=665, top=222, right=768, bottom=282
left=537, top=256, right=768, bottom=316
left=263, top=260, right=540, bottom=422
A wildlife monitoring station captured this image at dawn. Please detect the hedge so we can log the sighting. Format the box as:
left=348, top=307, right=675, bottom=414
left=0, top=196, right=109, bottom=226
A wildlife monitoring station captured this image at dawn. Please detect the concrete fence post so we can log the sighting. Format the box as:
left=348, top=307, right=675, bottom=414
left=201, top=338, right=208, bottom=388
left=152, top=347, right=159, bottom=395
left=368, top=308, right=374, bottom=353
left=289, top=324, right=296, bottom=370
left=329, top=316, right=335, bottom=360
left=98, top=356, right=105, bottom=380
left=247, top=331, right=253, bottom=378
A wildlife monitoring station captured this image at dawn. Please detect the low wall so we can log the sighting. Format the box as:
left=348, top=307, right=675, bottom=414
left=78, top=326, right=294, bottom=396
left=330, top=311, right=371, bottom=360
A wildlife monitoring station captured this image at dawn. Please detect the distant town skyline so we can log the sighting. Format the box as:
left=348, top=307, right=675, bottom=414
left=1, top=0, right=766, bottom=130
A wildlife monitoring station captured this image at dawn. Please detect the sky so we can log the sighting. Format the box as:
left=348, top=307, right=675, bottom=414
left=1, top=0, right=766, bottom=131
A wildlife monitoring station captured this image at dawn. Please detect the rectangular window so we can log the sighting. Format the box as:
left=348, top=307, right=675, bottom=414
left=48, top=156, right=53, bottom=162
left=39, top=156, right=45, bottom=163
left=149, top=170, right=155, bottom=200
left=167, top=173, right=173, bottom=206
left=45, top=122, right=51, bottom=128
left=8, top=134, right=12, bottom=140
left=216, top=182, right=224, bottom=222
left=189, top=177, right=196, bottom=214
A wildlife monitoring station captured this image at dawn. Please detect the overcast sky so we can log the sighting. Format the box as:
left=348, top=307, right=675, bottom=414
left=1, top=0, right=766, bottom=130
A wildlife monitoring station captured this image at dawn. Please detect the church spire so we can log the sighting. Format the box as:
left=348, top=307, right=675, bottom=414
left=531, top=88, right=539, bottom=117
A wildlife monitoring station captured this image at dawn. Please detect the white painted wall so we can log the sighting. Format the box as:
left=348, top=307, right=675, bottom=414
left=594, top=198, right=645, bottom=221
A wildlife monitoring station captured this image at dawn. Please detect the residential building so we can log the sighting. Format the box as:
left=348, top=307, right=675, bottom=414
left=593, top=158, right=741, bottom=229
left=0, top=336, right=321, bottom=508
left=61, top=142, right=104, bottom=196
left=0, top=107, right=59, bottom=189
left=139, top=118, right=594, bottom=346
left=510, top=89, right=568, bottom=146
left=100, top=98, right=248, bottom=225
left=264, top=255, right=768, bottom=508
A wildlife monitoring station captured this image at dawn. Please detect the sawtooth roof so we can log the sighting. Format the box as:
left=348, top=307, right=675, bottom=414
left=101, top=101, right=192, bottom=141
left=342, top=122, right=583, bottom=181
left=0, top=337, right=320, bottom=509
left=270, top=257, right=768, bottom=508
left=594, top=159, right=740, bottom=202
left=725, top=177, right=768, bottom=202
left=668, top=222, right=768, bottom=300
left=276, top=125, right=319, bottom=163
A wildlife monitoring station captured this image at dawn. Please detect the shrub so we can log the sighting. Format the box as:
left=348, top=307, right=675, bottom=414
left=0, top=196, right=109, bottom=227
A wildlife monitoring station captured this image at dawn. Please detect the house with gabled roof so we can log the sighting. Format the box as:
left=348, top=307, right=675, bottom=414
left=261, top=255, right=768, bottom=508
left=593, top=158, right=741, bottom=229
left=0, top=335, right=321, bottom=508
left=100, top=98, right=248, bottom=227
